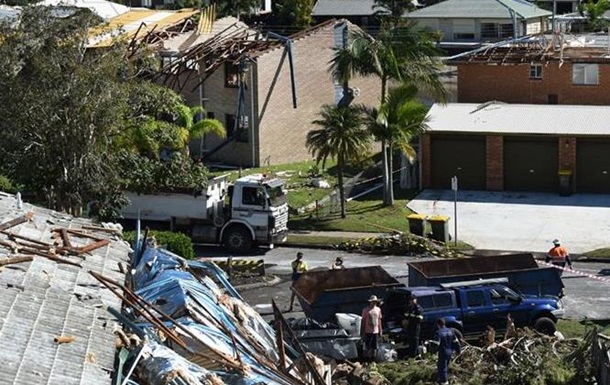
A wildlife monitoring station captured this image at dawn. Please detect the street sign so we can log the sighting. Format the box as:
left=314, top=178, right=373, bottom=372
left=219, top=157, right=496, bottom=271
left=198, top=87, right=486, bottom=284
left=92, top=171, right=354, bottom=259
left=451, top=176, right=458, bottom=191
left=451, top=176, right=458, bottom=245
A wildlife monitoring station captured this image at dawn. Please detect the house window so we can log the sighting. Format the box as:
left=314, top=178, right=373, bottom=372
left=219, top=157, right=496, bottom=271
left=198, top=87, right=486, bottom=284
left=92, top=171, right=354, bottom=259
left=572, top=64, right=598, bottom=85
left=225, top=114, right=249, bottom=143
left=499, top=24, right=514, bottom=38
left=225, top=63, right=239, bottom=88
left=530, top=64, right=542, bottom=79
left=453, top=20, right=475, bottom=41
left=481, top=23, right=497, bottom=39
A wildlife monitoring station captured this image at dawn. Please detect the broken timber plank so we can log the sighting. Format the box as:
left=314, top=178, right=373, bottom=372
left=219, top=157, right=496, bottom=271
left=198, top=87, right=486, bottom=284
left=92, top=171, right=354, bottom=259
left=74, top=239, right=110, bottom=256
left=0, top=212, right=34, bottom=232
left=60, top=229, right=72, bottom=249
left=21, top=248, right=82, bottom=267
left=0, top=256, right=33, bottom=266
left=1, top=231, right=50, bottom=246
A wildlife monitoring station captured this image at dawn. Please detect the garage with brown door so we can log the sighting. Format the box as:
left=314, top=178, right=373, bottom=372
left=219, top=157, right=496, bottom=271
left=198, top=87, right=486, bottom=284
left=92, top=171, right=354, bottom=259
left=430, top=134, right=486, bottom=190
left=503, top=137, right=558, bottom=192
left=576, top=138, right=610, bottom=193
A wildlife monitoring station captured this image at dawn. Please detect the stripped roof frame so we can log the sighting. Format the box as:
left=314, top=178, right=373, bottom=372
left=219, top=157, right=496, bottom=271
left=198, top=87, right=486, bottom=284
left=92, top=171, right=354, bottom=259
left=447, top=32, right=610, bottom=64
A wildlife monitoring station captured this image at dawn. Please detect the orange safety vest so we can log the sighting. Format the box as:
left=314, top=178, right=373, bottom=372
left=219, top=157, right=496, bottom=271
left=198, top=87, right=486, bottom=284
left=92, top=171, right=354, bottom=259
left=548, top=246, right=569, bottom=263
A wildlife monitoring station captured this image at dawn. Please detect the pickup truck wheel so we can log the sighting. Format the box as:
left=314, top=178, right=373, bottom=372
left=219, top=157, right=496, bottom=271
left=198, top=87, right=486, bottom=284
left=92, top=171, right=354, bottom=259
left=534, top=317, right=556, bottom=335
left=224, top=226, right=252, bottom=252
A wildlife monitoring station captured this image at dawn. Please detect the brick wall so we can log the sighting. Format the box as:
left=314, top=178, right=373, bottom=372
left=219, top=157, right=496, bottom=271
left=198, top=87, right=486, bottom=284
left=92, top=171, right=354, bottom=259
left=457, top=62, right=610, bottom=105
left=421, top=134, right=431, bottom=188
left=255, top=23, right=381, bottom=167
left=558, top=136, right=577, bottom=193
left=486, top=135, right=503, bottom=190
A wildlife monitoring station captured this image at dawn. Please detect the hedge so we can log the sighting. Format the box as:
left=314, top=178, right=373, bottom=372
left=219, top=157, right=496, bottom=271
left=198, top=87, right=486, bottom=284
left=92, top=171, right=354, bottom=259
left=123, top=230, right=195, bottom=260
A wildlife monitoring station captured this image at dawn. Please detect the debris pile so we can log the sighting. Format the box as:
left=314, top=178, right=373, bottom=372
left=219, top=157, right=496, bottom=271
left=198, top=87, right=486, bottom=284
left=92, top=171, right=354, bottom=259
left=335, top=233, right=463, bottom=258
left=372, top=329, right=597, bottom=385
left=102, top=241, right=320, bottom=385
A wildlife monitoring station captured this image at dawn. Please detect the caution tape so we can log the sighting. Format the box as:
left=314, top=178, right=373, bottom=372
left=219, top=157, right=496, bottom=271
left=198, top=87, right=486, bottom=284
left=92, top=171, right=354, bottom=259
left=539, top=260, right=610, bottom=284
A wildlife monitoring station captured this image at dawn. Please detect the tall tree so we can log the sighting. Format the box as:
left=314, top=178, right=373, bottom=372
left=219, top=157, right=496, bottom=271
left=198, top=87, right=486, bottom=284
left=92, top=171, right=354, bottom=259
left=213, top=0, right=262, bottom=18
left=578, top=0, right=610, bottom=31
left=307, top=105, right=371, bottom=218
left=273, top=0, right=313, bottom=29
left=362, top=85, right=429, bottom=203
left=0, top=8, right=190, bottom=215
left=330, top=23, right=446, bottom=206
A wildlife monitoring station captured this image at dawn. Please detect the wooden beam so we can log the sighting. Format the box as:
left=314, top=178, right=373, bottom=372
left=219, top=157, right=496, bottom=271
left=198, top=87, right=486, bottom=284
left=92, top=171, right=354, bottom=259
left=0, top=212, right=34, bottom=232
left=0, top=256, right=33, bottom=266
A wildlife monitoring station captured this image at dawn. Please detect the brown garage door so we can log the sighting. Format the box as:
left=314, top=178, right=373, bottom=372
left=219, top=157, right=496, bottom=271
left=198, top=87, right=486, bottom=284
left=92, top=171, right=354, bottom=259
left=430, top=135, right=486, bottom=190
left=504, top=137, right=558, bottom=192
left=577, top=138, right=610, bottom=193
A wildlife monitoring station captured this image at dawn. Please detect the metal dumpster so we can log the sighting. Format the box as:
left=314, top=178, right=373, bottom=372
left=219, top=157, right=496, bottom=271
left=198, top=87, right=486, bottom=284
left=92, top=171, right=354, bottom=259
left=291, top=266, right=405, bottom=323
left=407, top=253, right=563, bottom=297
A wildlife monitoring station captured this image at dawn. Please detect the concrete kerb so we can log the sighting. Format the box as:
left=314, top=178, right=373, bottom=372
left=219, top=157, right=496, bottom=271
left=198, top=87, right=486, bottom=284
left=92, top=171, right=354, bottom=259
left=233, top=274, right=283, bottom=291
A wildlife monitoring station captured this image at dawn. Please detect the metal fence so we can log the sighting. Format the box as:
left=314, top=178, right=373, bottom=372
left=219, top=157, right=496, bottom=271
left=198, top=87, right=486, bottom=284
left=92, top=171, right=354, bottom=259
left=593, top=332, right=610, bottom=385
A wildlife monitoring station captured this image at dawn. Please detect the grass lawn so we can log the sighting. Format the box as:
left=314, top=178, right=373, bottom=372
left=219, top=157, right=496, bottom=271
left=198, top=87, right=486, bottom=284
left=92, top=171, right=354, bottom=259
left=288, top=188, right=418, bottom=233
left=581, top=248, right=610, bottom=259
left=208, top=156, right=382, bottom=210
left=557, top=318, right=610, bottom=338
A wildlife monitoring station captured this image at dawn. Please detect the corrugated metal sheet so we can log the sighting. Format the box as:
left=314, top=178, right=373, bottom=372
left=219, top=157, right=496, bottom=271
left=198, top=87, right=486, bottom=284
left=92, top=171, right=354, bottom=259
left=407, top=0, right=551, bottom=19
left=0, top=193, right=130, bottom=385
left=312, top=0, right=376, bottom=16
left=427, top=102, right=610, bottom=136
left=38, top=0, right=129, bottom=20
left=88, top=9, right=198, bottom=47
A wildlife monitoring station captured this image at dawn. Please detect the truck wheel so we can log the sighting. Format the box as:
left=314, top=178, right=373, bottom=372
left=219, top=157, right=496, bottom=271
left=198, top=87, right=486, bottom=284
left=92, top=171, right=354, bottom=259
left=534, top=317, right=556, bottom=335
left=224, top=226, right=252, bottom=252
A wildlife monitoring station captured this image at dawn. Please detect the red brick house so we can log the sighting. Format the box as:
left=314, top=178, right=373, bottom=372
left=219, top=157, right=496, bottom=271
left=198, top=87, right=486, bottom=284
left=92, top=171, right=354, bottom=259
left=421, top=102, right=610, bottom=194
left=447, top=34, right=610, bottom=105
left=158, top=18, right=381, bottom=167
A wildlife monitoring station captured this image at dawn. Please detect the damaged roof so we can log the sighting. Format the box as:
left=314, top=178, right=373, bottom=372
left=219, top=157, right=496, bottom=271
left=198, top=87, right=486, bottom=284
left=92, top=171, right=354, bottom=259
left=427, top=102, right=610, bottom=135
left=88, top=8, right=198, bottom=48
left=448, top=33, right=610, bottom=64
left=0, top=193, right=130, bottom=385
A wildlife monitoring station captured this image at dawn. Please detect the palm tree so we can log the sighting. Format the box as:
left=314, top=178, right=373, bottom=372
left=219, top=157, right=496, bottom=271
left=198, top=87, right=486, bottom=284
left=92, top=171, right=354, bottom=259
left=175, top=104, right=226, bottom=156
left=373, top=0, right=414, bottom=22
left=330, top=22, right=446, bottom=206
left=307, top=105, right=372, bottom=218
left=362, top=85, right=429, bottom=204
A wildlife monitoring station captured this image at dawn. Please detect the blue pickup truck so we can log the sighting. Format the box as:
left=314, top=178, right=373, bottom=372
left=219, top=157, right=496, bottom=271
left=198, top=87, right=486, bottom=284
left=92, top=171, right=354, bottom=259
left=382, top=278, right=564, bottom=340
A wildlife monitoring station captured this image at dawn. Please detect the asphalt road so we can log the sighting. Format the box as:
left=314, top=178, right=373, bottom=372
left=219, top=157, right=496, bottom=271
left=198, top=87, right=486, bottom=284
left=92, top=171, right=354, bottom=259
left=195, top=245, right=610, bottom=321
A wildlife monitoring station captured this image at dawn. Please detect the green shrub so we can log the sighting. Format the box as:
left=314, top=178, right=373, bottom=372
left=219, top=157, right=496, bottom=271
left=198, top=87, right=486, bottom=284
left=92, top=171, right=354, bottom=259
left=124, top=230, right=195, bottom=260
left=0, top=175, right=22, bottom=194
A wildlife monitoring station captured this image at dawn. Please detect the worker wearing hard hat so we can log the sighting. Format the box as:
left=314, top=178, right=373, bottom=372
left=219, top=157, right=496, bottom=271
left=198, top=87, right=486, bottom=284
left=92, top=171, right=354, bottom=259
left=546, top=239, right=572, bottom=270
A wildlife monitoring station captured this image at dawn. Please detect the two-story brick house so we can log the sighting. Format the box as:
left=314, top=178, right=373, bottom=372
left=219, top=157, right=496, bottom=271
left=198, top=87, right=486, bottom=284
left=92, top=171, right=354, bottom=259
left=416, top=34, right=610, bottom=194
left=159, top=18, right=381, bottom=167
left=447, top=34, right=610, bottom=105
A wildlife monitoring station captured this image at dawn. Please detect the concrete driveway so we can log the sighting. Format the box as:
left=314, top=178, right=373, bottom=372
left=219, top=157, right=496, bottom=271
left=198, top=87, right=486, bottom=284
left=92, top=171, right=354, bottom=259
left=407, top=190, right=610, bottom=254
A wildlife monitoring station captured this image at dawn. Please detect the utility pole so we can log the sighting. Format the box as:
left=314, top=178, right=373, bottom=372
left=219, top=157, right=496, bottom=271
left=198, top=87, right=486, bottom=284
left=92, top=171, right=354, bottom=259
left=451, top=176, right=458, bottom=246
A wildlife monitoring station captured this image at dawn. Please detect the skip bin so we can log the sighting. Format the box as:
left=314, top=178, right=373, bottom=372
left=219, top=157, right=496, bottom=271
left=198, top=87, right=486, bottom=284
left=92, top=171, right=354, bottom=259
left=407, top=253, right=563, bottom=297
left=407, top=213, right=426, bottom=236
left=291, top=266, right=405, bottom=323
left=428, top=215, right=450, bottom=243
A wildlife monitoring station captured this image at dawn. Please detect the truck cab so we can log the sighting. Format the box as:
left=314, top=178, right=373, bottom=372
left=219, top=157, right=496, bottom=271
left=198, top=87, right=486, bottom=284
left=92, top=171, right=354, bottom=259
left=220, top=174, right=289, bottom=250
left=383, top=278, right=564, bottom=341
